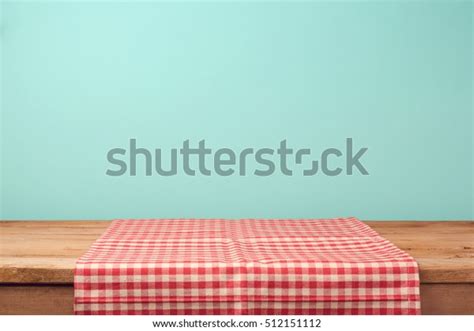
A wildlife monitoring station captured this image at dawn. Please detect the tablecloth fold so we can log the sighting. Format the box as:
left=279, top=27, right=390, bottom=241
left=74, top=218, right=420, bottom=314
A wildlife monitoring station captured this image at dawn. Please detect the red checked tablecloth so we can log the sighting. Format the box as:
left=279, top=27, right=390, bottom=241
left=74, top=218, right=420, bottom=315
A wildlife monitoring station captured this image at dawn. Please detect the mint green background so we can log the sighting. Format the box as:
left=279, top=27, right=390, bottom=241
left=1, top=1, right=472, bottom=220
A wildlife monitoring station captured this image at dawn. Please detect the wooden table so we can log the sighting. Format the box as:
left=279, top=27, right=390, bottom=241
left=0, top=221, right=473, bottom=315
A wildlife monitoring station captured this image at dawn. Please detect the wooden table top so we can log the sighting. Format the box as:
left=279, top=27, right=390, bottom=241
left=0, top=221, right=473, bottom=284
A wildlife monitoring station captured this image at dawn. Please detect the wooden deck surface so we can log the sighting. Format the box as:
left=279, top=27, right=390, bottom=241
left=0, top=220, right=473, bottom=314
left=1, top=221, right=473, bottom=284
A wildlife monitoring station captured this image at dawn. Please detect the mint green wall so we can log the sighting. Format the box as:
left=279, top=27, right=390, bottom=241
left=1, top=1, right=472, bottom=220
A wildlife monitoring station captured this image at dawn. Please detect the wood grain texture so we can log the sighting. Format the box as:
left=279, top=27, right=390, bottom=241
left=1, top=284, right=472, bottom=315
left=419, top=283, right=474, bottom=315
left=0, top=221, right=473, bottom=284
left=0, top=285, right=74, bottom=315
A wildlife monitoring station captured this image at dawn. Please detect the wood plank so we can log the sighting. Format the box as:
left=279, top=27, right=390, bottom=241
left=0, top=285, right=73, bottom=315
left=420, top=283, right=474, bottom=315
left=1, top=283, right=472, bottom=315
left=0, top=221, right=107, bottom=284
left=0, top=221, right=473, bottom=284
left=367, top=221, right=474, bottom=283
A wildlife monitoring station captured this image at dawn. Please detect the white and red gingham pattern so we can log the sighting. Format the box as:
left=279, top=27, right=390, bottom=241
left=74, top=218, right=420, bottom=315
